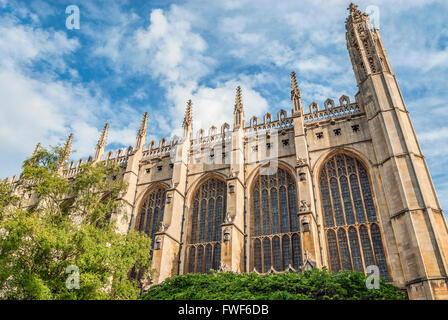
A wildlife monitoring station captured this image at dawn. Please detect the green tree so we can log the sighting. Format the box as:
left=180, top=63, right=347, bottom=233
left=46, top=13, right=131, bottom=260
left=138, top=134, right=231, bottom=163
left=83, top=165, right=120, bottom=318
left=0, top=145, right=152, bottom=300
left=142, top=269, right=407, bottom=300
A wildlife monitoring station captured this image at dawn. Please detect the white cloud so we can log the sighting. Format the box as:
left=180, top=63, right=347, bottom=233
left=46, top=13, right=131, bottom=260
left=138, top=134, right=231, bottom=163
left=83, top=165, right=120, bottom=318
left=0, top=12, right=145, bottom=177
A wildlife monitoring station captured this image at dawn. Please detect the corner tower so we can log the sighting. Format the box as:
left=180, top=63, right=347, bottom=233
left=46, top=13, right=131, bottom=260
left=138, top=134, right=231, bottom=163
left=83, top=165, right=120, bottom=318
left=346, top=3, right=448, bottom=299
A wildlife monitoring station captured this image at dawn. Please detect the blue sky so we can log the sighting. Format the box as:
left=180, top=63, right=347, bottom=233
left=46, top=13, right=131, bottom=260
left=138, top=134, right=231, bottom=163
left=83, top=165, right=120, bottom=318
left=0, top=0, right=447, bottom=211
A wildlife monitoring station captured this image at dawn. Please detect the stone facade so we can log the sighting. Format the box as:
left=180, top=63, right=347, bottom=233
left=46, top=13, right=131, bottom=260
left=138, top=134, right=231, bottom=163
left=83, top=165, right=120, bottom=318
left=7, top=4, right=448, bottom=300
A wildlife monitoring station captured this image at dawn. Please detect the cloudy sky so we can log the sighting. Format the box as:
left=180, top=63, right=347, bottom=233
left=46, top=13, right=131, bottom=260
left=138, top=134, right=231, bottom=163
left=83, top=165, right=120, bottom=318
left=0, top=0, right=447, bottom=210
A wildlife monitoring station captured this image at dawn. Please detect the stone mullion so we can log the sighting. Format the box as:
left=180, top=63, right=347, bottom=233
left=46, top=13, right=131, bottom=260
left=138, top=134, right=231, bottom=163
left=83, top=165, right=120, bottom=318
left=366, top=224, right=379, bottom=268
left=212, top=197, right=217, bottom=243
left=285, top=182, right=292, bottom=233
left=345, top=157, right=360, bottom=225
left=342, top=226, right=356, bottom=271
left=205, top=197, right=211, bottom=242
left=267, top=184, right=273, bottom=236
left=324, top=165, right=337, bottom=227
left=355, top=225, right=367, bottom=274
left=354, top=160, right=369, bottom=223
left=336, top=174, right=348, bottom=226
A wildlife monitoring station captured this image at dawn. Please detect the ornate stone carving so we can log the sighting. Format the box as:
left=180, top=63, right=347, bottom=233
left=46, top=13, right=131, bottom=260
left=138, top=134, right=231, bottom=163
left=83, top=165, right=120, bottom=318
left=158, top=222, right=168, bottom=233
left=223, top=227, right=231, bottom=242
left=296, top=157, right=307, bottom=167
left=298, top=200, right=311, bottom=213
left=301, top=216, right=310, bottom=232
left=218, top=262, right=230, bottom=272
left=223, top=212, right=234, bottom=224
left=154, top=237, right=162, bottom=250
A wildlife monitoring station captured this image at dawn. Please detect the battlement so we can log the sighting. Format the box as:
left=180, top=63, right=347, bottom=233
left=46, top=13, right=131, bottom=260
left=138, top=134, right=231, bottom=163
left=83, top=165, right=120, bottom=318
left=244, top=109, right=294, bottom=136
left=303, top=95, right=363, bottom=125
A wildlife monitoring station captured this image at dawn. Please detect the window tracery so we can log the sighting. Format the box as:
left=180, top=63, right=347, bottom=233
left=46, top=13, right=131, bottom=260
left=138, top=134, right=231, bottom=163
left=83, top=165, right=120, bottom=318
left=251, top=168, right=302, bottom=272
left=186, top=178, right=226, bottom=273
left=319, top=154, right=389, bottom=280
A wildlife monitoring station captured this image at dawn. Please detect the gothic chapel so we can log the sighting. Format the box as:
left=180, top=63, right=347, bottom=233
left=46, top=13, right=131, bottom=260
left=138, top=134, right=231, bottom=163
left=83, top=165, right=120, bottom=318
left=8, top=4, right=448, bottom=299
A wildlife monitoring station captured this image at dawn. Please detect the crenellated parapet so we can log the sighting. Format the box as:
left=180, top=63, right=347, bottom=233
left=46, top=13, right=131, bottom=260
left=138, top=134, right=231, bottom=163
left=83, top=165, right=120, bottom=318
left=63, top=146, right=133, bottom=178
left=244, top=109, right=294, bottom=136
left=302, top=95, right=363, bottom=125
left=142, top=136, right=180, bottom=161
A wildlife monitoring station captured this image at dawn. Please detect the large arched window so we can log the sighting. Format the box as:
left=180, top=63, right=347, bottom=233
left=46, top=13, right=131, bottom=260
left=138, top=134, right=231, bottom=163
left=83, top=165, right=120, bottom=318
left=186, top=178, right=226, bottom=274
left=251, top=168, right=302, bottom=273
left=135, top=186, right=167, bottom=249
left=319, top=153, right=389, bottom=280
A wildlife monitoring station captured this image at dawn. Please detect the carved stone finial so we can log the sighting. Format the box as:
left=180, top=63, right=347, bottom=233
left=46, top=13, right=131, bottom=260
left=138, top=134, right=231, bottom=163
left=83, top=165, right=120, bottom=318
left=158, top=222, right=168, bottom=233
left=58, top=133, right=73, bottom=171
left=135, top=112, right=148, bottom=149
left=291, top=71, right=303, bottom=116
left=223, top=212, right=234, bottom=224
left=296, top=157, right=307, bottom=167
left=32, top=142, right=41, bottom=158
left=183, top=100, right=193, bottom=128
left=94, top=123, right=109, bottom=161
left=97, top=123, right=109, bottom=148
left=234, top=86, right=244, bottom=128
left=298, top=200, right=311, bottom=213
left=291, top=71, right=300, bottom=100
left=347, top=2, right=359, bottom=13
left=235, top=86, right=243, bottom=110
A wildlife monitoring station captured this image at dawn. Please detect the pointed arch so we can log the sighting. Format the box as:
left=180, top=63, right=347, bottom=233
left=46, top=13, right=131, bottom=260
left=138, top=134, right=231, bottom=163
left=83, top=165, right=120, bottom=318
left=318, top=152, right=390, bottom=279
left=185, top=176, right=227, bottom=274
left=134, top=184, right=168, bottom=250
left=249, top=165, right=302, bottom=273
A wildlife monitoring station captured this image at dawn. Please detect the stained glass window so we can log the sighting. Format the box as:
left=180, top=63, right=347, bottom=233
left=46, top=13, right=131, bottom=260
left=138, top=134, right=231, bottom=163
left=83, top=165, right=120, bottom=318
left=186, top=178, right=226, bottom=273
left=319, top=154, right=389, bottom=280
left=188, top=247, right=195, bottom=273
left=263, top=238, right=271, bottom=272
left=205, top=244, right=213, bottom=274
left=327, top=230, right=340, bottom=272
left=337, top=229, right=352, bottom=270
left=320, top=174, right=334, bottom=227
left=254, top=239, right=262, bottom=272
left=251, top=168, right=301, bottom=273
left=371, top=224, right=389, bottom=280
left=282, top=235, right=291, bottom=269
left=279, top=186, right=289, bottom=232
left=262, top=189, right=270, bottom=235
left=292, top=233, right=302, bottom=269
left=348, top=227, right=363, bottom=272
left=272, top=236, right=282, bottom=271
left=135, top=187, right=166, bottom=249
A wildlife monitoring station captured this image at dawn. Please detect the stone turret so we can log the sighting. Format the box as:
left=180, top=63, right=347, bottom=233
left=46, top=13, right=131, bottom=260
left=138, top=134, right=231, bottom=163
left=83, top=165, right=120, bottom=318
left=94, top=123, right=108, bottom=162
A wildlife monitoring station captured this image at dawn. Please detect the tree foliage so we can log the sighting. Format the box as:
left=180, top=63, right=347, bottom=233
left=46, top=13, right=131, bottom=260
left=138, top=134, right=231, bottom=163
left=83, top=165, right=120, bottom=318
left=142, top=269, right=407, bottom=300
left=0, top=146, right=152, bottom=299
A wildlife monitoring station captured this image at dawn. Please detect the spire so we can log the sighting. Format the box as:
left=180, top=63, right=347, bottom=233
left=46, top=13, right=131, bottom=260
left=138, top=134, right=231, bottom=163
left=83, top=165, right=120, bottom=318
left=183, top=100, right=193, bottom=129
left=98, top=123, right=109, bottom=148
left=291, top=72, right=303, bottom=116
left=32, top=142, right=41, bottom=158
left=233, top=86, right=244, bottom=129
left=291, top=72, right=301, bottom=100
left=135, top=112, right=148, bottom=150
left=347, top=2, right=360, bottom=14
left=58, top=133, right=73, bottom=172
left=234, top=86, right=243, bottom=111
left=94, top=123, right=108, bottom=162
